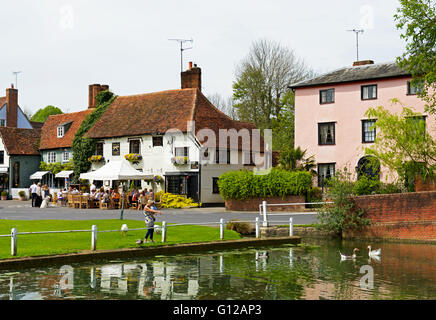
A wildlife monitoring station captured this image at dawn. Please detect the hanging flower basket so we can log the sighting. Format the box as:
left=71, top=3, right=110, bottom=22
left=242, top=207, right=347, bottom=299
left=88, top=155, right=104, bottom=163
left=153, top=175, right=163, bottom=183
left=125, top=153, right=143, bottom=163
left=172, top=156, right=189, bottom=166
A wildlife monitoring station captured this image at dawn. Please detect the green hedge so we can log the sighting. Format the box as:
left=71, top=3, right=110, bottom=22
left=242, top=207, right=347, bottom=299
left=217, top=169, right=312, bottom=200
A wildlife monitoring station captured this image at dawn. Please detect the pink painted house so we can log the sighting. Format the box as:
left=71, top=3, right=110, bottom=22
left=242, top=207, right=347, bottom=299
left=290, top=60, right=436, bottom=187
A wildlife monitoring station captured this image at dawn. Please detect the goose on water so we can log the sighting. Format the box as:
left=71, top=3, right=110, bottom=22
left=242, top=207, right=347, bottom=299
left=367, top=245, right=381, bottom=257
left=339, top=248, right=359, bottom=260
left=256, top=252, right=269, bottom=260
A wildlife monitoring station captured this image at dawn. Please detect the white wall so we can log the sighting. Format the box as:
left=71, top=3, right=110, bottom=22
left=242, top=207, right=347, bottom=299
left=0, top=135, right=10, bottom=171
left=90, top=133, right=200, bottom=192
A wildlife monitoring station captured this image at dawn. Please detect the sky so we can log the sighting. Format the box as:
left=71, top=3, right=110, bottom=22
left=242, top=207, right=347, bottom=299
left=0, top=0, right=406, bottom=115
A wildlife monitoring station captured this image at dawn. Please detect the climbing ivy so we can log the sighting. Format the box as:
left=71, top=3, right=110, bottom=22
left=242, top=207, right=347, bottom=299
left=39, top=160, right=74, bottom=175
left=71, top=91, right=116, bottom=182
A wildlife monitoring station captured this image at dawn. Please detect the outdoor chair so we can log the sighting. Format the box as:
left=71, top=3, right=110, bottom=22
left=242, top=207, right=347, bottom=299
left=100, top=199, right=108, bottom=210
left=71, top=195, right=81, bottom=209
left=79, top=195, right=88, bottom=209
left=67, top=194, right=74, bottom=208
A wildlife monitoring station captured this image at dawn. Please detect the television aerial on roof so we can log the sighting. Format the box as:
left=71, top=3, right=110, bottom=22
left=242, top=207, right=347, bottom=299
left=12, top=71, right=22, bottom=89
left=347, top=29, right=364, bottom=62
left=168, top=38, right=193, bottom=72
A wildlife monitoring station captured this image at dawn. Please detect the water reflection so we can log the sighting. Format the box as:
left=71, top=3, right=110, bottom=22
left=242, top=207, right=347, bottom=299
left=1, top=240, right=435, bottom=300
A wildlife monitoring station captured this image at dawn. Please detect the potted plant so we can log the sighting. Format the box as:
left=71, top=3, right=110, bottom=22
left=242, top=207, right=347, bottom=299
left=18, top=191, right=27, bottom=201
left=172, top=156, right=189, bottom=166
left=124, top=153, right=142, bottom=164
left=1, top=191, right=8, bottom=200
left=88, top=155, right=105, bottom=163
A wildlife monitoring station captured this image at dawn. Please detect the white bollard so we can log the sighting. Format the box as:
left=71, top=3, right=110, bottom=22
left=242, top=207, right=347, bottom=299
left=91, top=225, right=97, bottom=251
left=11, top=228, right=17, bottom=256
left=289, top=217, right=294, bottom=237
left=162, top=221, right=167, bottom=243
left=255, top=217, right=260, bottom=239
left=220, top=218, right=225, bottom=240
left=262, top=201, right=268, bottom=227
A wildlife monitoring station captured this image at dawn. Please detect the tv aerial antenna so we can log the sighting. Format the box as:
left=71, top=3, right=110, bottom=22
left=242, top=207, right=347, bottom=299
left=12, top=71, right=22, bottom=88
left=169, top=38, right=193, bottom=72
left=347, top=29, right=364, bottom=61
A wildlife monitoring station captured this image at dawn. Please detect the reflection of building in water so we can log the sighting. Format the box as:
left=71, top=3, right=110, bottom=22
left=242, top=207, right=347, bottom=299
left=98, top=261, right=199, bottom=299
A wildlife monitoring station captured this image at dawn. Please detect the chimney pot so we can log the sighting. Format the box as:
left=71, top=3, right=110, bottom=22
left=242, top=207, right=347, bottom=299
left=181, top=64, right=202, bottom=91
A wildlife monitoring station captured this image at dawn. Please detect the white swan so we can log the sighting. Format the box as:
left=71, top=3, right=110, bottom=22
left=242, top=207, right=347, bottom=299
left=367, top=245, right=381, bottom=256
left=256, top=252, right=269, bottom=260
left=339, top=248, right=359, bottom=260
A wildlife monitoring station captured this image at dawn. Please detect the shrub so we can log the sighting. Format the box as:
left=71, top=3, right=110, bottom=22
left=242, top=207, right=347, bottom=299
left=158, top=192, right=200, bottom=209
left=226, top=220, right=253, bottom=235
left=1, top=191, right=8, bottom=196
left=154, top=190, right=164, bottom=202
left=18, top=191, right=26, bottom=197
left=317, top=168, right=370, bottom=235
left=378, top=181, right=406, bottom=194
left=353, top=175, right=381, bottom=195
left=217, top=168, right=312, bottom=200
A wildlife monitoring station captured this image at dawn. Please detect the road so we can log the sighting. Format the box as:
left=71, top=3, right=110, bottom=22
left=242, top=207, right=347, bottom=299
left=0, top=200, right=318, bottom=226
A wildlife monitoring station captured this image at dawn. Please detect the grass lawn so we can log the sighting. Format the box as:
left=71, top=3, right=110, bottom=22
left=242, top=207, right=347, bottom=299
left=0, top=220, right=242, bottom=259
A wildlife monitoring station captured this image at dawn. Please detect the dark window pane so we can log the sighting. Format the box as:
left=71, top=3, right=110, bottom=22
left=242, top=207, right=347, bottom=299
left=129, top=140, right=140, bottom=154
left=96, top=143, right=104, bottom=156
left=318, top=163, right=335, bottom=187
left=362, top=120, right=376, bottom=143
left=318, top=123, right=335, bottom=145
left=320, top=89, right=334, bottom=104
left=153, top=136, right=163, bottom=147
left=212, top=177, right=220, bottom=194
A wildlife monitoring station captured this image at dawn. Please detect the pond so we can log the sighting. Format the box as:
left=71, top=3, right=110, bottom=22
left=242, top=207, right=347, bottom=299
left=0, top=239, right=435, bottom=300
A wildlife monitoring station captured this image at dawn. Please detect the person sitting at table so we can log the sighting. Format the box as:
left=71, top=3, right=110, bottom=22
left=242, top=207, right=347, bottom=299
left=137, top=190, right=147, bottom=211
left=102, top=190, right=110, bottom=204
left=131, top=188, right=139, bottom=207
left=113, top=190, right=120, bottom=200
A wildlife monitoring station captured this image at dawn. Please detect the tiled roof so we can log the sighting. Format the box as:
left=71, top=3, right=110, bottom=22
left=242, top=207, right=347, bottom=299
left=86, top=89, right=262, bottom=151
left=0, top=127, right=41, bottom=155
left=0, top=97, right=5, bottom=107
left=289, top=62, right=410, bottom=89
left=39, top=109, right=93, bottom=150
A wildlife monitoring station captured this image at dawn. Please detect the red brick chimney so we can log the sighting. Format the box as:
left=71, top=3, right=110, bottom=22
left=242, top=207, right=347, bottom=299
left=353, top=60, right=374, bottom=67
left=181, top=62, right=201, bottom=91
left=88, top=84, right=110, bottom=108
left=6, top=84, right=18, bottom=128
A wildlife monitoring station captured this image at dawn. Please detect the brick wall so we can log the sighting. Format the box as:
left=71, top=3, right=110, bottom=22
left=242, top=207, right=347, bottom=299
left=225, top=195, right=306, bottom=212
left=343, top=191, right=436, bottom=241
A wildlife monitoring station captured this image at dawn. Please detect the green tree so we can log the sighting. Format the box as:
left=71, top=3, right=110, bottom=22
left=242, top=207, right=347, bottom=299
left=394, top=0, right=436, bottom=114
left=364, top=100, right=436, bottom=184
left=232, top=39, right=315, bottom=148
left=31, top=105, right=63, bottom=122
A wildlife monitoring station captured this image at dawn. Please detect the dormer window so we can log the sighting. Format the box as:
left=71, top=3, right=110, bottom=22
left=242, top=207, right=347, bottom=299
left=57, top=121, right=72, bottom=138
left=57, top=125, right=65, bottom=138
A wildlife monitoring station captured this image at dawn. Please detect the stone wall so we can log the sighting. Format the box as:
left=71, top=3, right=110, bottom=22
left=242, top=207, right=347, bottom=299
left=225, top=195, right=306, bottom=212
left=343, top=191, right=436, bottom=242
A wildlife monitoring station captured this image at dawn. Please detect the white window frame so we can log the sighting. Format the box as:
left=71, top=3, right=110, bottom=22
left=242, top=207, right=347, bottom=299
left=57, top=125, right=64, bottom=138
left=48, top=152, right=57, bottom=163
left=62, top=151, right=70, bottom=162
